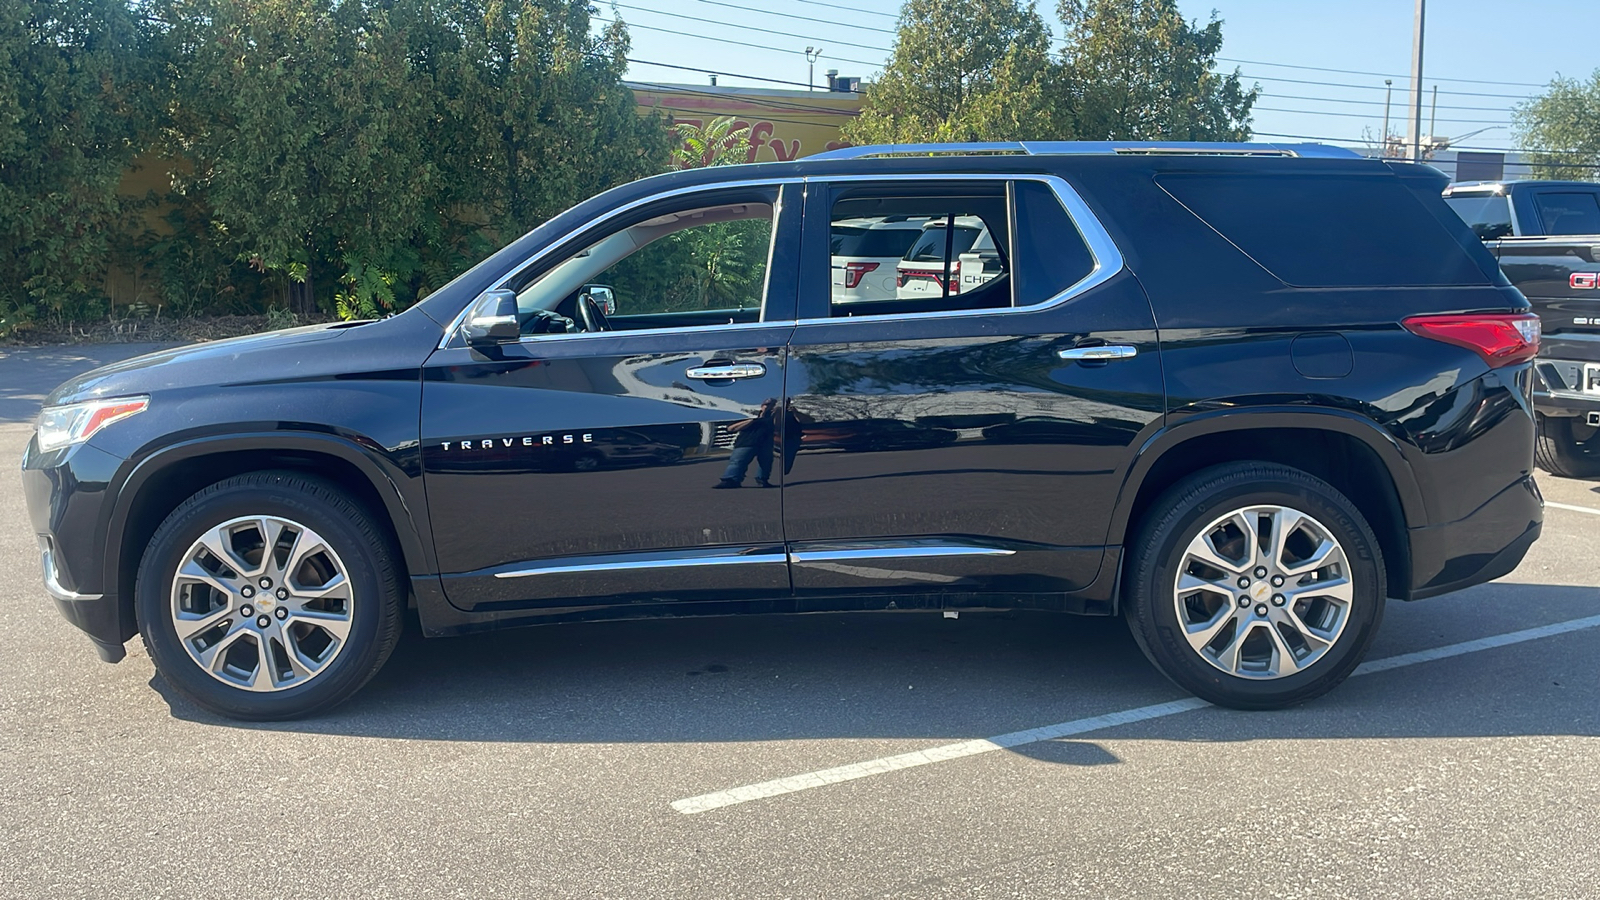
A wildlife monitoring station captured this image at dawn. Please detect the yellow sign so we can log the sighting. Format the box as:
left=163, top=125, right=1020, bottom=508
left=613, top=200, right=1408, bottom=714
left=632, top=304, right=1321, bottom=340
left=631, top=83, right=864, bottom=162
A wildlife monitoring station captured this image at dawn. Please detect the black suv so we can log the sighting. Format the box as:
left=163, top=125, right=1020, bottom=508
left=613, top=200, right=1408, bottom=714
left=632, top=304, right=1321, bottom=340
left=23, top=142, right=1544, bottom=719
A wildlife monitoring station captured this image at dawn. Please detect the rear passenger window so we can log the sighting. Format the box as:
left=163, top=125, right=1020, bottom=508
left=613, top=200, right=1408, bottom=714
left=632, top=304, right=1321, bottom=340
left=1158, top=172, right=1487, bottom=287
left=1533, top=192, right=1600, bottom=236
left=825, top=180, right=1097, bottom=318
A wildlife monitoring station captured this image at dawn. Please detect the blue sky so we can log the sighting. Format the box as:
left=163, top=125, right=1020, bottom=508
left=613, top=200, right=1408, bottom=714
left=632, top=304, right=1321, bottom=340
left=611, top=0, right=1600, bottom=152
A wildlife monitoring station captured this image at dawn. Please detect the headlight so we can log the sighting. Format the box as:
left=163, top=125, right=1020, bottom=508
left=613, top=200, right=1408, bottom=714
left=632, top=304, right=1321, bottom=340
left=36, top=396, right=149, bottom=453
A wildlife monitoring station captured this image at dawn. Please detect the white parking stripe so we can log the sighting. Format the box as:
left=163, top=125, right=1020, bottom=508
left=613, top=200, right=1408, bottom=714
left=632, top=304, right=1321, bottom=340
left=672, top=612, right=1600, bottom=815
left=1546, top=501, right=1600, bottom=517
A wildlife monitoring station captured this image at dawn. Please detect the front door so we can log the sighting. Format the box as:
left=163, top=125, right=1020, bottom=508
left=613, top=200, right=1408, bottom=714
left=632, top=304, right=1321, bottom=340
left=781, top=175, right=1164, bottom=600
left=421, top=183, right=800, bottom=613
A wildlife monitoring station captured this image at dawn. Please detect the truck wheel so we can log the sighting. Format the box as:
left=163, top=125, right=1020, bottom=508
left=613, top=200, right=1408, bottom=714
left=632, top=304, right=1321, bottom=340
left=1123, top=462, right=1386, bottom=710
left=136, top=471, right=404, bottom=720
left=1535, top=414, right=1600, bottom=479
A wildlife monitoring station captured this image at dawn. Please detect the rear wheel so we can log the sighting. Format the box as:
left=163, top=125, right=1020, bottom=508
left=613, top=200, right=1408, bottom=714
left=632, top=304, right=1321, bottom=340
left=1535, top=414, right=1600, bottom=479
left=136, top=471, right=404, bottom=720
left=1123, top=462, right=1386, bottom=710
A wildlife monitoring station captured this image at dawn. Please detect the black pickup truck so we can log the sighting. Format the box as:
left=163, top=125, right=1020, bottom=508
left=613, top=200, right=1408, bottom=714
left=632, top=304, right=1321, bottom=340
left=1444, top=180, right=1600, bottom=476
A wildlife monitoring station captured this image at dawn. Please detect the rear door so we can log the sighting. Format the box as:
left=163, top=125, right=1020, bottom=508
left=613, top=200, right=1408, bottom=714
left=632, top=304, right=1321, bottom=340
left=781, top=174, right=1164, bottom=601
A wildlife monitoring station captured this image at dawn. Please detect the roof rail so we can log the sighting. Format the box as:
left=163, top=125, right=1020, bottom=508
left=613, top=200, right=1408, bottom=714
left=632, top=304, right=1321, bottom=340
left=807, top=141, right=1363, bottom=161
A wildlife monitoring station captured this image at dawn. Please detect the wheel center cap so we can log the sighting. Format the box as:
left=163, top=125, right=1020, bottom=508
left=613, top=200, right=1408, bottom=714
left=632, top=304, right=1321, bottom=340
left=1251, top=582, right=1271, bottom=601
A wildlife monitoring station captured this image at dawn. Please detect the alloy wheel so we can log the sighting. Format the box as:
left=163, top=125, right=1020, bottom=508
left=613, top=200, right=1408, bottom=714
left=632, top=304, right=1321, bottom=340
left=169, top=515, right=355, bottom=692
left=1172, top=504, right=1353, bottom=680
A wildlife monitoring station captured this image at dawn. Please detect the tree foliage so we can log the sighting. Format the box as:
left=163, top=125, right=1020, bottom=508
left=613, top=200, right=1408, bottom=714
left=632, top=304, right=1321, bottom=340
left=846, top=0, right=1257, bottom=145
left=149, top=0, right=669, bottom=320
left=1057, top=0, right=1256, bottom=141
left=844, top=0, right=1054, bottom=144
left=0, top=0, right=145, bottom=333
left=1514, top=72, right=1600, bottom=182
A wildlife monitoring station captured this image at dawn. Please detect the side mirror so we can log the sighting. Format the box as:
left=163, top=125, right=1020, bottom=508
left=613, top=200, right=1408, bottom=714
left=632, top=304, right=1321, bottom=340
left=580, top=284, right=616, bottom=316
left=462, top=289, right=520, bottom=347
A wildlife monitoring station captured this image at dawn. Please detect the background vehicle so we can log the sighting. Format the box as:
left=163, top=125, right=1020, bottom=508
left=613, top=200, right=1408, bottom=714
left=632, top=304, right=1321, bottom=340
left=24, top=142, right=1541, bottom=720
left=829, top=216, right=925, bottom=303
left=1444, top=180, right=1600, bottom=476
left=894, top=216, right=1002, bottom=300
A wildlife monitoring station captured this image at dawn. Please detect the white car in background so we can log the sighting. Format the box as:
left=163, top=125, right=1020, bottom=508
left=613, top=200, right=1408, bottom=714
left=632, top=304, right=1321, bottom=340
left=895, top=216, right=1004, bottom=300
left=830, top=216, right=927, bottom=303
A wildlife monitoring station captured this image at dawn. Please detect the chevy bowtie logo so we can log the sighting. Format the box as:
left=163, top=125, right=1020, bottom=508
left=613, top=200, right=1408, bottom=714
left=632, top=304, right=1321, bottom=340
left=440, top=434, right=594, bottom=451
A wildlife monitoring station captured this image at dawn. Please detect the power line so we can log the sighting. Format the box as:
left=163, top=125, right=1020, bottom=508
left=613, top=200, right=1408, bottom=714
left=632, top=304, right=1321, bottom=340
left=1236, top=72, right=1538, bottom=101
left=1254, top=105, right=1510, bottom=127
left=1217, top=55, right=1550, bottom=89
left=1260, top=91, right=1518, bottom=114
left=613, top=3, right=895, bottom=54
left=595, top=16, right=887, bottom=69
left=626, top=57, right=825, bottom=92
left=791, top=0, right=900, bottom=20
left=685, top=0, right=899, bottom=36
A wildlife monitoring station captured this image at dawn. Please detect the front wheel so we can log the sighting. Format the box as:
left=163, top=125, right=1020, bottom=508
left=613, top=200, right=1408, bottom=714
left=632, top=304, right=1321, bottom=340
left=1123, top=463, right=1386, bottom=710
left=136, top=471, right=404, bottom=720
left=1535, top=414, right=1600, bottom=479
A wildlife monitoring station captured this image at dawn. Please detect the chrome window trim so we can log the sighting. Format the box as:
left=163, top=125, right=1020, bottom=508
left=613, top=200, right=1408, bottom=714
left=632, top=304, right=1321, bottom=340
left=440, top=170, right=1128, bottom=347
left=439, top=178, right=803, bottom=350
left=794, top=173, right=1125, bottom=327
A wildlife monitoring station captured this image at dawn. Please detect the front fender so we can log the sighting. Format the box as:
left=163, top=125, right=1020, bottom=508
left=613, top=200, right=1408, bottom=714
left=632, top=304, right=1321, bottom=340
left=102, top=430, right=437, bottom=598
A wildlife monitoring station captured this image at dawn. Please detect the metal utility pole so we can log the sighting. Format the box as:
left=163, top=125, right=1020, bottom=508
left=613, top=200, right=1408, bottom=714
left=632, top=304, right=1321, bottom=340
left=1382, top=79, right=1393, bottom=157
left=1429, top=85, right=1438, bottom=149
left=805, top=46, right=823, bottom=91
left=1408, top=0, right=1426, bottom=161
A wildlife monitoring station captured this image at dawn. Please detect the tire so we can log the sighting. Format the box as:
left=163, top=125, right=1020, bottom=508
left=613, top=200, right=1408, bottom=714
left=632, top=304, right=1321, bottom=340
left=1123, top=462, right=1386, bottom=710
left=136, top=471, right=404, bottom=720
left=1535, top=414, right=1600, bottom=479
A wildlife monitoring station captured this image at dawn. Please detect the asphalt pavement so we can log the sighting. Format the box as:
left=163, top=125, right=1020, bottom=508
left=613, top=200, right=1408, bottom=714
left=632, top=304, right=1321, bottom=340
left=1, top=343, right=1598, bottom=898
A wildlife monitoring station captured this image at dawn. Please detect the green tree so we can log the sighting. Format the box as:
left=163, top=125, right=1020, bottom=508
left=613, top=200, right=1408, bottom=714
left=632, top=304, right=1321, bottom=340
left=445, top=0, right=670, bottom=239
left=151, top=0, right=670, bottom=319
left=153, top=0, right=441, bottom=316
left=1055, top=0, right=1257, bottom=141
left=843, top=0, right=1054, bottom=144
left=1514, top=72, right=1600, bottom=182
left=846, top=0, right=1256, bottom=146
left=0, top=0, right=146, bottom=333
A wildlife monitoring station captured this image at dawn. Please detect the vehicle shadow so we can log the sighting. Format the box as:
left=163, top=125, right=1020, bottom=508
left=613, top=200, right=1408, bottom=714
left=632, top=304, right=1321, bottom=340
left=152, top=582, right=1600, bottom=757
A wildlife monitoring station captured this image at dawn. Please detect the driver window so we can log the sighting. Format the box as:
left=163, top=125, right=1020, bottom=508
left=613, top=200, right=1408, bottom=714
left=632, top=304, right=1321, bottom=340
left=513, top=201, right=776, bottom=336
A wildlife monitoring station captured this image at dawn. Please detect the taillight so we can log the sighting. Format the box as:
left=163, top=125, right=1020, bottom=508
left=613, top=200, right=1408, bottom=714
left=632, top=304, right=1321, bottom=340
left=1402, top=313, right=1541, bottom=367
left=843, top=261, right=878, bottom=289
left=947, top=260, right=962, bottom=294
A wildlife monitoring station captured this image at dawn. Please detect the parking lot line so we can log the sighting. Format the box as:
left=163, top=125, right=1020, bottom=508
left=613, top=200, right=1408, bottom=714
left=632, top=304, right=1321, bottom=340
left=671, top=612, right=1600, bottom=815
left=1546, top=500, right=1600, bottom=517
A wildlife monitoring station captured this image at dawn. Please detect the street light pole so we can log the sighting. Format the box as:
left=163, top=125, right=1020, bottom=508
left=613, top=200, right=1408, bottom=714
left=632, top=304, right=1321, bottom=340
left=805, top=46, right=823, bottom=91
left=1408, top=0, right=1426, bottom=162
left=1382, top=79, right=1393, bottom=157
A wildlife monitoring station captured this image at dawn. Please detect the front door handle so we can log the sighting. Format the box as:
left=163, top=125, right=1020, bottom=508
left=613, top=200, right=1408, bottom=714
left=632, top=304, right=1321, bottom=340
left=1058, top=345, right=1138, bottom=361
left=686, top=363, right=767, bottom=380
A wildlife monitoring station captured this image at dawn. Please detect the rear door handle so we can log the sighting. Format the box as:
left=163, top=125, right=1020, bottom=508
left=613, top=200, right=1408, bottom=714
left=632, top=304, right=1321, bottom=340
left=686, top=363, right=767, bottom=380
left=1058, top=345, right=1138, bottom=361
